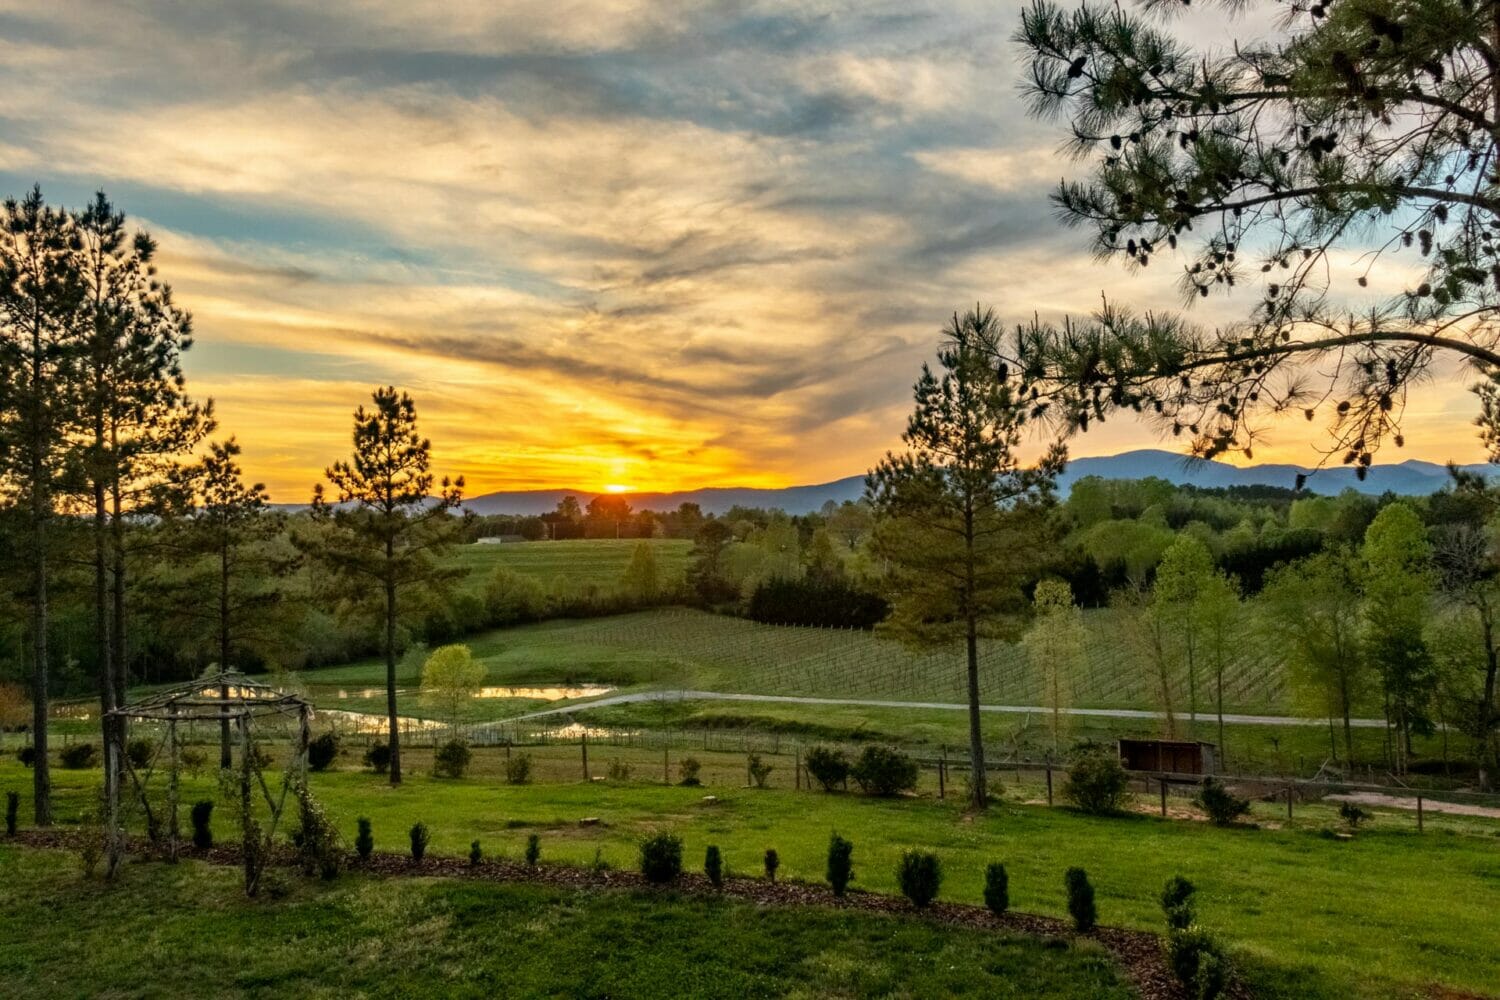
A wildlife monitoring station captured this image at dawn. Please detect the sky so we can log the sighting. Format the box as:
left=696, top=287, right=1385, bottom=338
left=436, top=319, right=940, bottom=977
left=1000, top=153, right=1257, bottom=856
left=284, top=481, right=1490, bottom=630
left=0, top=0, right=1487, bottom=499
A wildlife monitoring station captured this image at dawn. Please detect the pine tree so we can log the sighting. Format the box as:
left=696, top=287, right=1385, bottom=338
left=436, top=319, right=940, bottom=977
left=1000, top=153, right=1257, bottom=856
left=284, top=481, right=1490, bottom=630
left=305, top=387, right=464, bottom=784
left=867, top=307, right=1067, bottom=809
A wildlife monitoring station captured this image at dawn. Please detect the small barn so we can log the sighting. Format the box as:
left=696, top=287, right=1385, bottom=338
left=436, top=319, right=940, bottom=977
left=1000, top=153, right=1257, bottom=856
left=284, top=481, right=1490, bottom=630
left=1117, top=738, right=1217, bottom=775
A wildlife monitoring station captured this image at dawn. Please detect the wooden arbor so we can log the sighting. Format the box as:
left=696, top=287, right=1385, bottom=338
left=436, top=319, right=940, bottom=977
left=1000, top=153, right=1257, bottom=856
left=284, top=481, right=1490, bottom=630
left=105, top=670, right=313, bottom=893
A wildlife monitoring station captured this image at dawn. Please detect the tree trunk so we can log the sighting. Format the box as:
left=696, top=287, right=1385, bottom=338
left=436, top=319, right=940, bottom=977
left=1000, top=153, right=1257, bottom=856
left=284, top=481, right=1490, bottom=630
left=963, top=503, right=985, bottom=810
left=219, top=530, right=232, bottom=768
left=29, top=499, right=52, bottom=827
left=92, top=474, right=116, bottom=761
left=109, top=475, right=128, bottom=759
left=385, top=560, right=401, bottom=786
left=1480, top=612, right=1498, bottom=792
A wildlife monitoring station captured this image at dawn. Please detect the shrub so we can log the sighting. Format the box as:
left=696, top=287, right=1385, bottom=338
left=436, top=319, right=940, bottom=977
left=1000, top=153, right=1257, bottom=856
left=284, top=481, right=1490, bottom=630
left=307, top=733, right=339, bottom=772
left=78, top=828, right=103, bottom=879
left=505, top=752, right=532, bottom=785
left=525, top=833, right=541, bottom=866
left=639, top=832, right=683, bottom=883
left=433, top=738, right=472, bottom=779
left=747, top=753, right=772, bottom=788
left=190, top=800, right=214, bottom=849
left=1195, top=778, right=1249, bottom=826
left=826, top=832, right=854, bottom=896
left=126, top=738, right=154, bottom=771
left=1062, top=747, right=1130, bottom=815
left=409, top=822, right=431, bottom=861
left=363, top=742, right=392, bottom=775
left=896, top=849, right=942, bottom=908
left=804, top=745, right=849, bottom=791
left=1161, top=875, right=1196, bottom=930
left=678, top=757, right=702, bottom=786
left=1065, top=867, right=1097, bottom=932
left=704, top=844, right=723, bottom=888
left=1339, top=801, right=1372, bottom=830
left=1165, top=925, right=1227, bottom=999
left=180, top=747, right=208, bottom=776
left=983, top=862, right=1009, bottom=915
left=764, top=848, right=779, bottom=883
left=606, top=759, right=631, bottom=781
left=5, top=790, right=18, bottom=837
left=18, top=746, right=36, bottom=768
left=293, top=783, right=342, bottom=880
left=60, top=743, right=98, bottom=770
left=355, top=817, right=373, bottom=860
left=469, top=840, right=483, bottom=866
left=850, top=745, right=918, bottom=796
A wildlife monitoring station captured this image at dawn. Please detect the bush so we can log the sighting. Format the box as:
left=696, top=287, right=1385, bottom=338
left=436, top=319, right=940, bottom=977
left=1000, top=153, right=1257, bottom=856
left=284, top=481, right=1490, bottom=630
left=983, top=862, right=1009, bottom=915
left=1062, top=747, right=1130, bottom=815
left=850, top=745, right=918, bottom=796
left=180, top=747, right=208, bottom=776
left=747, top=753, right=772, bottom=788
left=704, top=844, right=723, bottom=888
left=433, top=738, right=472, bottom=779
left=409, top=822, right=430, bottom=861
left=606, top=759, right=631, bottom=781
left=1166, top=925, right=1227, bottom=999
left=60, top=743, right=98, bottom=770
left=804, top=745, right=849, bottom=791
left=469, top=840, right=483, bottom=866
left=640, top=832, right=683, bottom=883
left=1065, top=867, right=1096, bottom=932
left=764, top=848, right=779, bottom=883
left=525, top=833, right=541, bottom=866
left=307, top=733, right=339, bottom=772
left=126, top=738, right=154, bottom=771
left=190, top=800, right=214, bottom=849
left=1195, top=778, right=1249, bottom=826
left=5, top=790, right=18, bottom=837
left=1339, top=801, right=1372, bottom=830
left=1161, top=875, right=1196, bottom=930
left=678, top=757, right=702, bottom=786
left=293, top=783, right=342, bottom=880
left=363, top=742, right=392, bottom=775
left=505, top=752, right=532, bottom=785
left=355, top=817, right=373, bottom=860
left=896, top=849, right=942, bottom=908
left=18, top=746, right=36, bottom=768
left=826, top=832, right=854, bottom=897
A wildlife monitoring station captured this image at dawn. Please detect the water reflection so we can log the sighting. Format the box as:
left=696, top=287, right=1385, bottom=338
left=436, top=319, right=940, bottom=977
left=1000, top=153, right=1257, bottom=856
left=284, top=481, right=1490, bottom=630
left=475, top=686, right=613, bottom=701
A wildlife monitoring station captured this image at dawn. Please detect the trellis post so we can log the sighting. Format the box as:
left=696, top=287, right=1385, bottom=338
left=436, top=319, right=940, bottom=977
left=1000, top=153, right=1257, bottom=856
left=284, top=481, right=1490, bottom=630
left=239, top=711, right=255, bottom=896
left=167, top=706, right=180, bottom=863
left=105, top=734, right=123, bottom=879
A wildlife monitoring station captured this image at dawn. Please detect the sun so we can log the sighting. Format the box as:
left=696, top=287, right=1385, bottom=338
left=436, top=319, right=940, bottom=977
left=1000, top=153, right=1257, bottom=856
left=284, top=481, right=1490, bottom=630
left=604, top=483, right=633, bottom=494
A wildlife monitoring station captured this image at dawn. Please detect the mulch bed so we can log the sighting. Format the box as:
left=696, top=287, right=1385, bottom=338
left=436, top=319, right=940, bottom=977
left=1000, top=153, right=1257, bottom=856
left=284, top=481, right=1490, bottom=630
left=13, top=828, right=1247, bottom=1000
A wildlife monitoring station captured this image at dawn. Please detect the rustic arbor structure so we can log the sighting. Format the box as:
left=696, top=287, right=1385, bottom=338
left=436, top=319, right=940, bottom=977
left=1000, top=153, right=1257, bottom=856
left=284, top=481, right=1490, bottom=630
left=105, top=669, right=313, bottom=893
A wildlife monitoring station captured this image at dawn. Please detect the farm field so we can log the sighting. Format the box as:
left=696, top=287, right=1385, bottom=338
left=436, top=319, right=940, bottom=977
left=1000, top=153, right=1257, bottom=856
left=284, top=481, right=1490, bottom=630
left=0, top=846, right=1132, bottom=1000
left=7, top=753, right=1499, bottom=1000
left=445, top=538, right=691, bottom=594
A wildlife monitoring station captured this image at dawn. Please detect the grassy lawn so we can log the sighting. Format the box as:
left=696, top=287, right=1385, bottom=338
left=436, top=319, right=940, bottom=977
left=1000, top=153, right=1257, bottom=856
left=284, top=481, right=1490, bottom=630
left=0, top=845, right=1132, bottom=999
left=447, top=539, right=691, bottom=595
left=8, top=753, right=1499, bottom=999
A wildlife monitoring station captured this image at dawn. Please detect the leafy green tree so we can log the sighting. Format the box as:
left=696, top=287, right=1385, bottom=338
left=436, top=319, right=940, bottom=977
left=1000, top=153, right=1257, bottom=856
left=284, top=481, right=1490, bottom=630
left=1003, top=0, right=1500, bottom=468
left=1155, top=536, right=1216, bottom=728
left=420, top=643, right=485, bottom=731
left=306, top=387, right=464, bottom=784
left=1363, top=503, right=1436, bottom=771
left=1432, top=502, right=1500, bottom=787
left=1195, top=570, right=1243, bottom=761
left=825, top=500, right=873, bottom=550
left=620, top=540, right=660, bottom=601
left=1022, top=579, right=1085, bottom=750
left=483, top=567, right=548, bottom=624
left=868, top=307, right=1066, bottom=809
left=687, top=519, right=737, bottom=604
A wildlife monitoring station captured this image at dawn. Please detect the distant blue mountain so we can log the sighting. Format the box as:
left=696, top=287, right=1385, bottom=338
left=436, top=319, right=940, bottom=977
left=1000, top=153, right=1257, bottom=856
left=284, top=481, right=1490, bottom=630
left=460, top=449, right=1497, bottom=517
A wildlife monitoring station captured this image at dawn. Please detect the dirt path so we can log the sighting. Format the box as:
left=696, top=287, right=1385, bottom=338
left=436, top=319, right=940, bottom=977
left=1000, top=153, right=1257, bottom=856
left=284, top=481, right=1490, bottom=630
left=1326, top=791, right=1500, bottom=819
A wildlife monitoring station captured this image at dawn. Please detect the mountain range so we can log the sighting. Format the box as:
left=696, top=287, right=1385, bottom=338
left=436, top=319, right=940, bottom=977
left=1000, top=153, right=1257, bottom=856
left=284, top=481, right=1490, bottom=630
left=460, top=449, right=1498, bottom=517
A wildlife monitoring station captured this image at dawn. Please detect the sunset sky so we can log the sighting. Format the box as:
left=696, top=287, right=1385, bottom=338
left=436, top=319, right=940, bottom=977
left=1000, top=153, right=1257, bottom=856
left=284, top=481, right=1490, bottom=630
left=1, top=0, right=1487, bottom=499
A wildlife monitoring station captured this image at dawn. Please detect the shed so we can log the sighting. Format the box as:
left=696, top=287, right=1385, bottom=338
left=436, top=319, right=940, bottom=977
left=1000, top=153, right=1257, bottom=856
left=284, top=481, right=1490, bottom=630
left=1117, top=738, right=1217, bottom=775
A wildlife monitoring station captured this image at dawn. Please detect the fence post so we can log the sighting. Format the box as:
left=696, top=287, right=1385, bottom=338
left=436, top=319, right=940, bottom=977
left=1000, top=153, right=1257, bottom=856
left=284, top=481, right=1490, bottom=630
left=581, top=732, right=589, bottom=781
left=1046, top=764, right=1054, bottom=806
left=1417, top=794, right=1424, bottom=833
left=663, top=740, right=670, bottom=785
left=1286, top=784, right=1294, bottom=821
left=1159, top=775, right=1168, bottom=817
left=794, top=747, right=801, bottom=790
left=938, top=747, right=946, bottom=800
left=746, top=753, right=752, bottom=787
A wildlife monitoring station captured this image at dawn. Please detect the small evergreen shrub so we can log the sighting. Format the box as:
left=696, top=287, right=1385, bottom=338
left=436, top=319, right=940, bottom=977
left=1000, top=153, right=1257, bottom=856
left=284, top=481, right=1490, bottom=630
left=704, top=844, right=723, bottom=888
left=294, top=783, right=342, bottom=880
left=409, top=822, right=431, bottom=861
left=983, top=862, right=1009, bottom=915
left=525, top=833, right=541, bottom=866
left=470, top=840, right=483, bottom=866
left=363, top=742, right=392, bottom=775
left=190, top=800, right=214, bottom=849
left=433, top=738, right=472, bottom=779
left=126, top=738, right=154, bottom=770
left=678, top=757, right=702, bottom=786
left=1339, top=801, right=1371, bottom=830
left=18, top=746, right=36, bottom=768
left=307, top=733, right=340, bottom=772
left=764, top=848, right=779, bottom=883
left=1161, top=875, right=1196, bottom=930
left=1065, top=867, right=1097, bottom=932
left=355, top=817, right=374, bottom=860
left=804, top=745, right=849, bottom=791
left=5, top=790, right=18, bottom=836
left=639, top=832, right=683, bottom=883
left=60, top=743, right=98, bottom=770
left=1195, top=778, right=1250, bottom=826
left=1194, top=947, right=1228, bottom=1000
left=896, top=849, right=942, bottom=908
left=505, top=753, right=532, bottom=785
left=850, top=745, right=918, bottom=796
left=1166, top=925, right=1227, bottom=999
left=826, top=832, right=854, bottom=896
left=747, top=753, right=772, bottom=788
left=1062, top=747, right=1130, bottom=815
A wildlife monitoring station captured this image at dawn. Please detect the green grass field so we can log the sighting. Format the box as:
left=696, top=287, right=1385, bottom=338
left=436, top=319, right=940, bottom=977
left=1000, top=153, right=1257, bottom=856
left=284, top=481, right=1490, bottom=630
left=7, top=752, right=1499, bottom=999
left=447, top=539, right=691, bottom=595
left=0, top=845, right=1132, bottom=999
